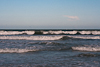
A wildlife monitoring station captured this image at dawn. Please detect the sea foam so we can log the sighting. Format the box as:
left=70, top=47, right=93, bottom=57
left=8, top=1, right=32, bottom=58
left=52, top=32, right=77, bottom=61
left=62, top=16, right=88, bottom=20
left=68, top=35, right=100, bottom=39
left=1, top=30, right=100, bottom=35
left=0, top=31, right=35, bottom=35
left=72, top=45, right=100, bottom=51
left=0, top=48, right=38, bottom=53
left=0, top=36, right=64, bottom=40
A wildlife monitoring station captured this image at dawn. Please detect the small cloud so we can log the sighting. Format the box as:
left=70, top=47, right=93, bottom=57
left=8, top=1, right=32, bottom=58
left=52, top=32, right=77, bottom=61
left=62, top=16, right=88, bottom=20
left=63, top=15, right=79, bottom=21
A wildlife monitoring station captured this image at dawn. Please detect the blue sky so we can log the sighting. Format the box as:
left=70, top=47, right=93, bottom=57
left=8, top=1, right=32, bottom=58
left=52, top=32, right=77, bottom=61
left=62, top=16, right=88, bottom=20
left=0, top=0, right=100, bottom=29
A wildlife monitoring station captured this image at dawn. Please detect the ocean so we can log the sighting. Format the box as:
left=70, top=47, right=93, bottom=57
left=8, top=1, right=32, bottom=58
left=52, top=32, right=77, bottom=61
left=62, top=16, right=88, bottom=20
left=0, top=29, right=100, bottom=67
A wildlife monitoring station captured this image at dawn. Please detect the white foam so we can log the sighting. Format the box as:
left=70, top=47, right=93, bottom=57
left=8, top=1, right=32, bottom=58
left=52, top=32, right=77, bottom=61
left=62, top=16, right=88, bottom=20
left=0, top=31, right=35, bottom=35
left=22, top=31, right=35, bottom=35
left=68, top=35, right=100, bottom=39
left=0, top=48, right=38, bottom=53
left=79, top=31, right=92, bottom=35
left=63, top=31, right=77, bottom=34
left=92, top=31, right=100, bottom=35
left=1, top=30, right=100, bottom=35
left=72, top=46, right=100, bottom=51
left=43, top=31, right=100, bottom=35
left=0, top=36, right=63, bottom=40
left=43, top=31, right=77, bottom=34
left=79, top=31, right=100, bottom=35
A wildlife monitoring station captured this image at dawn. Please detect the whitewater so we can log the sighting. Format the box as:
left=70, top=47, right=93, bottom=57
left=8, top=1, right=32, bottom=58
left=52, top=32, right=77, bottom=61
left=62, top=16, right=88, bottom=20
left=0, top=29, right=100, bottom=67
left=0, top=30, right=100, bottom=35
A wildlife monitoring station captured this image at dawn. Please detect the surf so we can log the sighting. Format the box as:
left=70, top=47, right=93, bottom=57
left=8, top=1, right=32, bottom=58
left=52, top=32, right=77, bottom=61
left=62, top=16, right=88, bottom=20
left=72, top=45, right=100, bottom=51
left=0, top=30, right=100, bottom=35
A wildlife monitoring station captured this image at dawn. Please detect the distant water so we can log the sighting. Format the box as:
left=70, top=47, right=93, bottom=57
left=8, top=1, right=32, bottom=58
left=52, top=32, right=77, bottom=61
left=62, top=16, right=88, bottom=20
left=0, top=29, right=100, bottom=67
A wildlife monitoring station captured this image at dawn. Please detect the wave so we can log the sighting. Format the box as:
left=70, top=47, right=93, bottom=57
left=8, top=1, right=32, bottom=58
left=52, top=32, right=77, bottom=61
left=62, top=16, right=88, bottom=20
left=72, top=45, right=100, bottom=51
left=39, top=30, right=100, bottom=35
left=0, top=30, right=100, bottom=35
left=68, top=35, right=100, bottom=39
left=60, top=35, right=100, bottom=40
left=0, top=36, right=64, bottom=40
left=0, top=41, right=70, bottom=53
left=0, top=48, right=39, bottom=53
left=0, top=35, right=100, bottom=40
left=0, top=31, right=35, bottom=35
left=26, top=41, right=70, bottom=51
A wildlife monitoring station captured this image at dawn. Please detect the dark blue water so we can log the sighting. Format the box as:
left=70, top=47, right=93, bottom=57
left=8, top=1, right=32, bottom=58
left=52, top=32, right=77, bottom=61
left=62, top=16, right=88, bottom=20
left=0, top=29, right=100, bottom=67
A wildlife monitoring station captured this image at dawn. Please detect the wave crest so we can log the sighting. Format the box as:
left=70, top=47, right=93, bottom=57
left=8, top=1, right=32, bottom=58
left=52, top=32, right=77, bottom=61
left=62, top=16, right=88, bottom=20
left=0, top=48, right=39, bottom=53
left=0, top=36, right=64, bottom=40
left=1, top=30, right=100, bottom=35
left=0, top=35, right=100, bottom=40
left=72, top=45, right=100, bottom=51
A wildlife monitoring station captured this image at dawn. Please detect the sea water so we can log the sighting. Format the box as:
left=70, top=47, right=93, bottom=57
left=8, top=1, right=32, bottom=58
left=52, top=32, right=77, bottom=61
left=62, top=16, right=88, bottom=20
left=0, top=29, right=100, bottom=67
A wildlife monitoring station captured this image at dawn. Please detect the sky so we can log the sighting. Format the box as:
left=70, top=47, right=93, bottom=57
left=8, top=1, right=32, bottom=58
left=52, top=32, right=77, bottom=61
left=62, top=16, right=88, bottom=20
left=0, top=0, right=100, bottom=29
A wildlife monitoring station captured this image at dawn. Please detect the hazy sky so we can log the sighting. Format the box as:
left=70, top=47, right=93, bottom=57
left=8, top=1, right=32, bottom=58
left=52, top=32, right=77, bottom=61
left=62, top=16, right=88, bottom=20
left=0, top=0, right=100, bottom=29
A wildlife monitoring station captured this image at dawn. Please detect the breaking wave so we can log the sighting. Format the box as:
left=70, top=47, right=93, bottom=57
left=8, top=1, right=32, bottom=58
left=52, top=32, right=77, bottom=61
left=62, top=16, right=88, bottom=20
left=68, top=35, right=100, bottom=39
left=0, top=35, right=100, bottom=40
left=0, top=36, right=64, bottom=40
left=0, top=30, right=100, bottom=35
left=0, top=48, right=39, bottom=53
left=61, top=35, right=100, bottom=40
left=72, top=45, right=100, bottom=51
left=0, top=31, right=35, bottom=35
left=43, top=30, right=100, bottom=35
